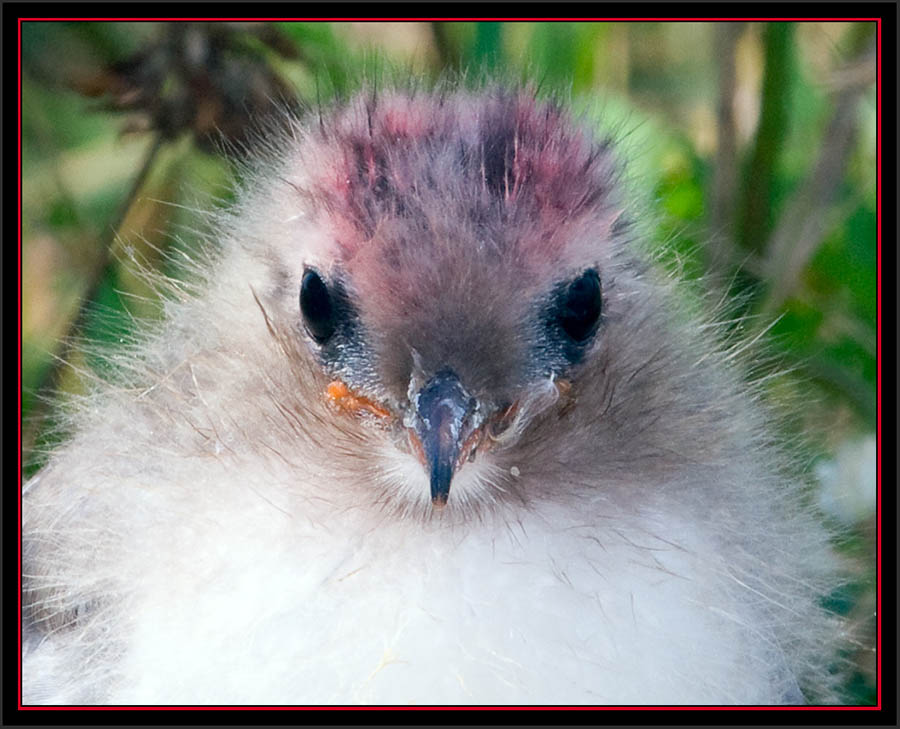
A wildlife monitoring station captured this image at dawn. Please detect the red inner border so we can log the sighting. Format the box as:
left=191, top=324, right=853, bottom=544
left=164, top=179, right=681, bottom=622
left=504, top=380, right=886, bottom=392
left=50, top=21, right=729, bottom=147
left=16, top=16, right=884, bottom=712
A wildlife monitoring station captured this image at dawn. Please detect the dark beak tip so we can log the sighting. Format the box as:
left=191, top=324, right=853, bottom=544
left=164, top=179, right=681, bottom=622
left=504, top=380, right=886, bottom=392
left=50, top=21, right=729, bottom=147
left=415, top=369, right=474, bottom=509
left=429, top=474, right=452, bottom=507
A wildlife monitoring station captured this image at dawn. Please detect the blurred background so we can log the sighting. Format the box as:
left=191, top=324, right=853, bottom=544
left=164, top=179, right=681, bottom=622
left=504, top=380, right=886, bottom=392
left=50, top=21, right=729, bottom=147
left=20, top=21, right=878, bottom=703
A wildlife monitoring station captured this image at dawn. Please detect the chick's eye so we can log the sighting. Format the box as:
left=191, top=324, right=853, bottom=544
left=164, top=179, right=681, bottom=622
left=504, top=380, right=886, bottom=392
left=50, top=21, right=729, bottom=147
left=557, top=268, right=602, bottom=343
left=300, top=269, right=336, bottom=344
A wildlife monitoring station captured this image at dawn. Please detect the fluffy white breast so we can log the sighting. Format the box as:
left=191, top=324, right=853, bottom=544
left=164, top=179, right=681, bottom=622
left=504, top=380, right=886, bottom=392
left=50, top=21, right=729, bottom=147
left=25, top=452, right=801, bottom=705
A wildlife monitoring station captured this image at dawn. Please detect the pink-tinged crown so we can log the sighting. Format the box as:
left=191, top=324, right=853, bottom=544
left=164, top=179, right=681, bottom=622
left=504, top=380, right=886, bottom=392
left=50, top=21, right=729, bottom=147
left=298, top=86, right=622, bottom=273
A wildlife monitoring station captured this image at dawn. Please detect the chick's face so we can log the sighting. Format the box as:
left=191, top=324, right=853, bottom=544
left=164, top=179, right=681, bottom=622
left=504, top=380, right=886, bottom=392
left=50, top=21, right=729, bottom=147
left=286, top=89, right=619, bottom=508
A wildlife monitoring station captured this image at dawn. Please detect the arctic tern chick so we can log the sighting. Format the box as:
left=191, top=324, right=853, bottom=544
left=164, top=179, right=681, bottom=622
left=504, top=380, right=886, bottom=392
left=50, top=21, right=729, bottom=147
left=23, top=83, right=844, bottom=705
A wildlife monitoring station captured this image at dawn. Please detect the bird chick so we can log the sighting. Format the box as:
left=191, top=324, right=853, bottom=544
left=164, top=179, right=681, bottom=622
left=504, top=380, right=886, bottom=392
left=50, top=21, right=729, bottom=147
left=22, top=83, right=845, bottom=706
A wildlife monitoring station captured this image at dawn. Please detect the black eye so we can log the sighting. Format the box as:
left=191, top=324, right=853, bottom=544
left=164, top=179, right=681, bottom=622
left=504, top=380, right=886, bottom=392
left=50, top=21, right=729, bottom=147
left=556, top=268, right=602, bottom=343
left=300, top=269, right=336, bottom=344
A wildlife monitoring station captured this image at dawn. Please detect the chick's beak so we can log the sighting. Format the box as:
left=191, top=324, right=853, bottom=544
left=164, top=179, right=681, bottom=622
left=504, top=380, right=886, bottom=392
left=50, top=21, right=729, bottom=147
left=410, top=369, right=480, bottom=507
